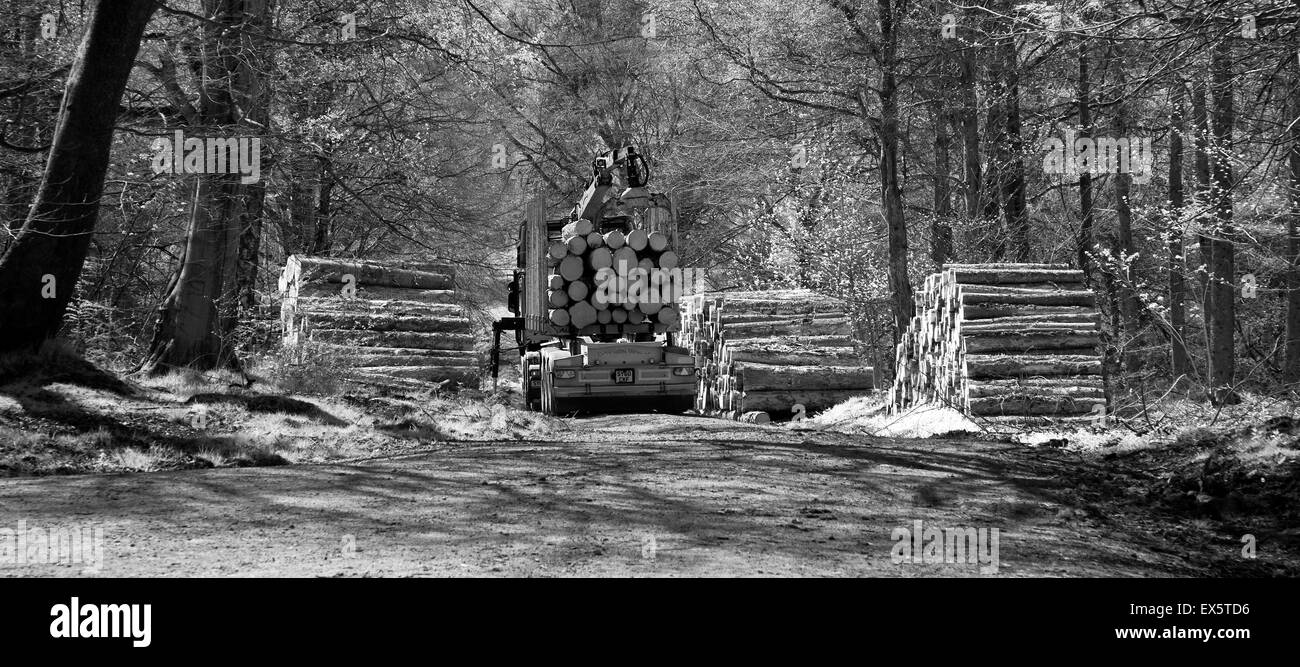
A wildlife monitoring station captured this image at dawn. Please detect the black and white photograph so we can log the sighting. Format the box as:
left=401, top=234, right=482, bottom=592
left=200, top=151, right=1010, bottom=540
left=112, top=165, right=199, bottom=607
left=0, top=0, right=1297, bottom=650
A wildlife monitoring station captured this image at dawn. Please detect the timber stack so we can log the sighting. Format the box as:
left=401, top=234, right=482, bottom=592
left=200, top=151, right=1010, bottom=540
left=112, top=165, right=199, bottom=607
left=279, top=255, right=479, bottom=386
left=890, top=263, right=1105, bottom=418
left=680, top=289, right=876, bottom=421
left=542, top=219, right=684, bottom=333
left=543, top=218, right=691, bottom=332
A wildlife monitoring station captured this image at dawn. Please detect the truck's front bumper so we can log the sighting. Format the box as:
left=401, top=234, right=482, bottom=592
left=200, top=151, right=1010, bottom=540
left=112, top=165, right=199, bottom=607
left=550, top=366, right=695, bottom=398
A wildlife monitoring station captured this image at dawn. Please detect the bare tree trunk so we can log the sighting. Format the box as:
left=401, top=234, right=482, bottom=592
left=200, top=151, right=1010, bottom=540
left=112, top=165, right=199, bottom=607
left=1110, top=48, right=1140, bottom=372
left=0, top=0, right=156, bottom=352
left=311, top=154, right=334, bottom=255
left=987, top=1, right=1028, bottom=261
left=1192, top=78, right=1211, bottom=293
left=878, top=0, right=912, bottom=339
left=236, top=0, right=273, bottom=314
left=143, top=0, right=265, bottom=374
left=931, top=100, right=953, bottom=267
left=1207, top=41, right=1237, bottom=404
left=958, top=45, right=980, bottom=222
left=1077, top=43, right=1094, bottom=275
left=1284, top=43, right=1300, bottom=387
left=1168, top=79, right=1191, bottom=379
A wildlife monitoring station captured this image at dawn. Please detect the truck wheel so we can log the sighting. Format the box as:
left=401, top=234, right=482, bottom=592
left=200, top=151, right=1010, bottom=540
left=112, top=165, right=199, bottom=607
left=520, top=354, right=540, bottom=411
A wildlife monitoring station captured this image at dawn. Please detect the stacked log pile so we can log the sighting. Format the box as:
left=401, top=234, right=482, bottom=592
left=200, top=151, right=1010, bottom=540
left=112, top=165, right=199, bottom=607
left=680, top=289, right=876, bottom=420
left=890, top=263, right=1105, bottom=418
left=544, top=219, right=685, bottom=332
left=279, top=255, right=479, bottom=385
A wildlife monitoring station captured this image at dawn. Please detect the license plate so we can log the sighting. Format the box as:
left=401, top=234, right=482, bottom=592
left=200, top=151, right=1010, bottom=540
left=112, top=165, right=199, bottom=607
left=613, top=369, right=634, bottom=384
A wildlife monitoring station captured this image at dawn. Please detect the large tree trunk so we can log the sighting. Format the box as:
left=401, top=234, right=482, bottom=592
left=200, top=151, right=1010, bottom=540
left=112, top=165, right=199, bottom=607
left=0, top=0, right=157, bottom=353
left=1076, top=43, right=1095, bottom=276
left=958, top=45, right=981, bottom=221
left=1168, top=80, right=1191, bottom=379
left=1207, top=41, right=1237, bottom=404
left=1110, top=49, right=1140, bottom=372
left=236, top=0, right=273, bottom=314
left=931, top=100, right=953, bottom=267
left=143, top=0, right=265, bottom=374
left=1192, top=78, right=1212, bottom=293
left=987, top=1, right=1028, bottom=261
left=311, top=154, right=335, bottom=255
left=878, top=0, right=912, bottom=339
left=1284, top=37, right=1300, bottom=387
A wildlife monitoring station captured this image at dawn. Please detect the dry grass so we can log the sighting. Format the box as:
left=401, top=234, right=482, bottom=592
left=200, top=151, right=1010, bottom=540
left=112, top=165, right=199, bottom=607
left=1, top=344, right=558, bottom=478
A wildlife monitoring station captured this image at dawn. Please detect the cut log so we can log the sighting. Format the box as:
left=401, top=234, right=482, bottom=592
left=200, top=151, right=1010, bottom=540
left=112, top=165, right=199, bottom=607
left=307, top=329, right=475, bottom=351
left=588, top=247, right=613, bottom=271
left=562, top=218, right=594, bottom=240
left=567, top=281, right=589, bottom=302
left=290, top=257, right=453, bottom=290
left=626, top=228, right=648, bottom=251
left=344, top=349, right=479, bottom=367
left=353, top=365, right=480, bottom=383
left=548, top=241, right=569, bottom=261
left=569, top=300, right=598, bottom=329
left=293, top=297, right=462, bottom=317
left=966, top=380, right=1105, bottom=399
left=548, top=274, right=565, bottom=290
left=962, top=331, right=1100, bottom=354
left=604, top=229, right=626, bottom=250
left=723, top=340, right=862, bottom=366
left=963, top=354, right=1103, bottom=379
left=585, top=231, right=605, bottom=249
left=612, top=246, right=637, bottom=271
left=739, top=389, right=871, bottom=413
left=548, top=289, right=569, bottom=308
left=740, top=411, right=771, bottom=424
left=967, top=395, right=1106, bottom=416
left=960, top=288, right=1095, bottom=308
left=948, top=268, right=1086, bottom=285
left=295, top=284, right=456, bottom=303
left=567, top=235, right=588, bottom=255
left=298, top=312, right=473, bottom=334
left=659, top=250, right=679, bottom=270
left=739, top=363, right=876, bottom=392
left=558, top=255, right=584, bottom=281
left=648, top=231, right=669, bottom=252
left=720, top=316, right=852, bottom=339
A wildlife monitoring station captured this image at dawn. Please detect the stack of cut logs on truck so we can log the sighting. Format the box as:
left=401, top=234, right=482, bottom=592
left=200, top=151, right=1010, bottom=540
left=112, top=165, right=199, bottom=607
left=279, top=255, right=479, bottom=385
left=681, top=289, right=876, bottom=421
left=890, top=263, right=1106, bottom=418
left=546, top=218, right=683, bottom=332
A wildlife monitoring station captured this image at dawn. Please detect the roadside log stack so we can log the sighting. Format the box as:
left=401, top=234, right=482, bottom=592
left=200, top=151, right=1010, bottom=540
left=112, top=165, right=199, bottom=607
left=544, top=219, right=684, bottom=332
left=890, top=263, right=1105, bottom=418
left=279, top=255, right=479, bottom=385
left=681, top=289, right=876, bottom=420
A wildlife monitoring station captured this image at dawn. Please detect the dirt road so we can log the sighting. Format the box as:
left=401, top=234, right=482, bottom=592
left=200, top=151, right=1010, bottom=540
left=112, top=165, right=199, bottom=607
left=0, top=414, right=1285, bottom=577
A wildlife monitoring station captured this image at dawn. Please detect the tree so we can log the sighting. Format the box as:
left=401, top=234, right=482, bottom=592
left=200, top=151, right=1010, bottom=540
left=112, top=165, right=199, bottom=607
left=143, top=0, right=268, bottom=374
left=0, top=0, right=157, bottom=352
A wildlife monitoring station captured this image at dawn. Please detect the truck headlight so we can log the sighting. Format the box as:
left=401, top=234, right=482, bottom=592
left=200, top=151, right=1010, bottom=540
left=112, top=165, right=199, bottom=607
left=555, top=369, right=578, bottom=379
left=672, top=367, right=694, bottom=376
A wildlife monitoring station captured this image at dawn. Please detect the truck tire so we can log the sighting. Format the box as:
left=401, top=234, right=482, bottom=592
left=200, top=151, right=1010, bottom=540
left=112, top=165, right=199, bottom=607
left=520, top=353, right=540, bottom=411
left=540, top=358, right=577, bottom=417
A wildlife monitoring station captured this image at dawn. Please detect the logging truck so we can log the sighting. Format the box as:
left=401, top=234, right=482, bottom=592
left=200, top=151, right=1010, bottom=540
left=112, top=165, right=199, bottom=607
left=494, top=146, right=698, bottom=416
